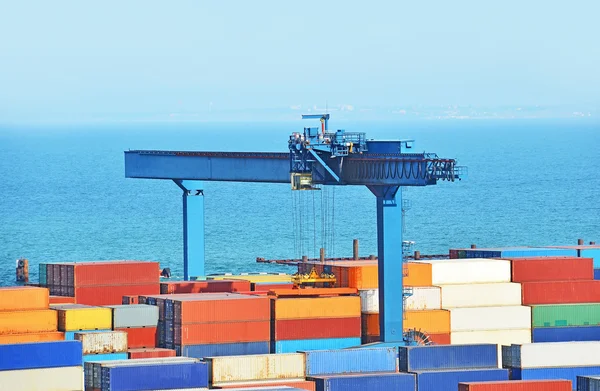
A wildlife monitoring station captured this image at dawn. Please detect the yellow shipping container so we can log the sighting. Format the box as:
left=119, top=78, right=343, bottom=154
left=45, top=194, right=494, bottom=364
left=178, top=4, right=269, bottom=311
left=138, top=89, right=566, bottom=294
left=206, top=353, right=305, bottom=386
left=273, top=296, right=360, bottom=320
left=330, top=262, right=433, bottom=289
left=0, top=286, right=49, bottom=311
left=57, top=306, right=112, bottom=331
left=348, top=265, right=378, bottom=290
left=0, top=331, right=64, bottom=344
left=0, top=310, right=58, bottom=335
left=207, top=274, right=292, bottom=283
left=404, top=309, right=451, bottom=334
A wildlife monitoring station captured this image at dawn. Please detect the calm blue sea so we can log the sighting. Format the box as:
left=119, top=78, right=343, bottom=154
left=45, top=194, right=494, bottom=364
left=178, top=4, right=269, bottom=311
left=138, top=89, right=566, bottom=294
left=0, top=118, right=599, bottom=286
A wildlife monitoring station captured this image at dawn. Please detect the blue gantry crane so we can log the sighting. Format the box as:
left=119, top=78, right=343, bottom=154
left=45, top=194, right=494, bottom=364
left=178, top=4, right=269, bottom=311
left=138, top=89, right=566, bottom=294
left=124, top=114, right=464, bottom=344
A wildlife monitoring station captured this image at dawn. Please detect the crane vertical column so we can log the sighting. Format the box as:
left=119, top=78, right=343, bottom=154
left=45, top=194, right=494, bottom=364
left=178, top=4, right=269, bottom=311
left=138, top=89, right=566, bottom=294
left=369, top=185, right=404, bottom=342
left=175, top=180, right=205, bottom=280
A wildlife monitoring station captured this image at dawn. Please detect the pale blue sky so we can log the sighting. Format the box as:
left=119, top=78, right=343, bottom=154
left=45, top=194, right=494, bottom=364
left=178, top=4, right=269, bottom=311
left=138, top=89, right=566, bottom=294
left=1, top=1, right=598, bottom=119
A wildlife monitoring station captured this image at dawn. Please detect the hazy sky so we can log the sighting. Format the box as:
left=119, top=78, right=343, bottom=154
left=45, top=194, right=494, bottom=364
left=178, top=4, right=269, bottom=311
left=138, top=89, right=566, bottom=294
left=1, top=1, right=598, bottom=118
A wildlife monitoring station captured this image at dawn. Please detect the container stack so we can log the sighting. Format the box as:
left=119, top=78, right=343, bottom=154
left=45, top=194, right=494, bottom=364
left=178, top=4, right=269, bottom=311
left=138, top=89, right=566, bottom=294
left=75, top=330, right=128, bottom=362
left=160, top=279, right=251, bottom=294
left=449, top=247, right=578, bottom=259
left=270, top=289, right=362, bottom=353
left=53, top=304, right=112, bottom=340
left=0, top=341, right=84, bottom=391
left=305, top=347, right=416, bottom=391
left=107, top=304, right=159, bottom=350
left=0, top=286, right=64, bottom=344
left=422, top=258, right=532, bottom=345
left=506, top=341, right=600, bottom=385
left=398, top=344, right=509, bottom=391
left=45, top=260, right=160, bottom=305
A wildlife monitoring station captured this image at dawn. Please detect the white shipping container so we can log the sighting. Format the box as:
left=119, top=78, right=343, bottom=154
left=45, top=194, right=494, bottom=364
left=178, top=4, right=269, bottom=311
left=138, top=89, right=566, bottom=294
left=451, top=329, right=532, bottom=347
left=206, top=353, right=306, bottom=385
left=107, top=304, right=159, bottom=328
left=450, top=306, right=531, bottom=331
left=416, top=258, right=511, bottom=285
left=359, top=287, right=441, bottom=313
left=438, top=283, right=522, bottom=308
left=0, top=366, right=84, bottom=391
left=514, top=341, right=600, bottom=368
left=75, top=330, right=128, bottom=354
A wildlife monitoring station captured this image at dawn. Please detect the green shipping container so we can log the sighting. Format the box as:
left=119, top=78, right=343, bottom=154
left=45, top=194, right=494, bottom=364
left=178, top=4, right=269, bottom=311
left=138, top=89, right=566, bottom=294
left=532, top=304, right=600, bottom=327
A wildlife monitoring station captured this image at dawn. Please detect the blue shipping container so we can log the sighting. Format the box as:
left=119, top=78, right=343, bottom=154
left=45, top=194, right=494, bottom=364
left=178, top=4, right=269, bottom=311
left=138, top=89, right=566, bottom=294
left=301, top=347, right=397, bottom=376
left=532, top=326, right=600, bottom=342
left=511, top=366, right=600, bottom=385
left=398, top=344, right=499, bottom=372
left=412, top=368, right=509, bottom=391
left=594, top=269, right=600, bottom=281
left=577, top=375, right=600, bottom=391
left=309, top=372, right=416, bottom=391
left=101, top=361, right=208, bottom=390
left=65, top=329, right=111, bottom=340
left=83, top=352, right=128, bottom=363
left=177, top=341, right=270, bottom=358
left=0, top=341, right=82, bottom=370
left=271, top=338, right=362, bottom=354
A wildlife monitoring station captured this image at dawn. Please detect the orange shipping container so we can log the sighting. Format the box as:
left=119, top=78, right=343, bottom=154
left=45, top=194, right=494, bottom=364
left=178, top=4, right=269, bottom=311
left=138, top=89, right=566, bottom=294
left=49, top=295, right=76, bottom=304
left=173, top=295, right=271, bottom=324
left=161, top=280, right=251, bottom=294
left=0, top=331, right=65, bottom=344
left=0, top=287, right=49, bottom=311
left=0, top=309, right=58, bottom=334
left=75, top=284, right=160, bottom=306
left=174, top=321, right=270, bottom=344
left=273, top=296, right=360, bottom=320
left=348, top=265, right=378, bottom=289
left=217, top=380, right=316, bottom=390
left=52, top=261, right=160, bottom=287
left=362, top=310, right=450, bottom=335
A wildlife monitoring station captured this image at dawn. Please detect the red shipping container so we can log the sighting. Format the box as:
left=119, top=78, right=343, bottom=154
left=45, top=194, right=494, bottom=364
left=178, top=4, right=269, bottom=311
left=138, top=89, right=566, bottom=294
left=127, top=347, right=176, bottom=359
left=273, top=317, right=361, bottom=340
left=174, top=321, right=270, bottom=344
left=521, top=280, right=600, bottom=305
left=64, top=261, right=159, bottom=286
left=511, top=257, right=593, bottom=282
left=458, top=379, right=571, bottom=391
left=116, top=327, right=157, bottom=348
left=251, top=283, right=294, bottom=292
left=173, top=295, right=271, bottom=323
left=75, top=284, right=160, bottom=306
left=217, top=380, right=316, bottom=390
left=160, top=280, right=251, bottom=294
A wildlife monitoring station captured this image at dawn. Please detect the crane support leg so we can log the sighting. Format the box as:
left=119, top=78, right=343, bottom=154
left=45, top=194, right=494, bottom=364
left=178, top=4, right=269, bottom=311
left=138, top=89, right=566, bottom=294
left=175, top=180, right=205, bottom=280
left=368, top=185, right=403, bottom=342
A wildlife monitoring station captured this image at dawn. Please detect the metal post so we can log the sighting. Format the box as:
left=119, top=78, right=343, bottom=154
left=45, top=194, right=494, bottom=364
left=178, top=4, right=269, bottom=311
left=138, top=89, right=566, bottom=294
left=320, top=248, right=325, bottom=262
left=578, top=239, right=584, bottom=245
left=353, top=239, right=359, bottom=260
left=470, top=244, right=477, bottom=249
left=302, top=255, right=308, bottom=263
left=414, top=251, right=421, bottom=260
left=591, top=242, right=596, bottom=245
left=178, top=180, right=205, bottom=281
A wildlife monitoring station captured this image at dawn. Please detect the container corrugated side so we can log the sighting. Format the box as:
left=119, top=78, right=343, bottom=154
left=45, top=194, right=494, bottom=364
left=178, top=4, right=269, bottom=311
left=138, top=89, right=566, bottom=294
left=398, top=344, right=499, bottom=372
left=75, top=330, right=128, bottom=354
left=359, top=287, right=440, bottom=313
left=178, top=341, right=270, bottom=358
left=273, top=296, right=360, bottom=320
left=0, top=309, right=58, bottom=334
left=174, top=320, right=270, bottom=344
left=273, top=317, right=360, bottom=340
left=513, top=341, right=600, bottom=368
left=0, top=286, right=49, bottom=311
left=116, top=326, right=157, bottom=348
left=413, top=368, right=509, bottom=391
left=415, top=259, right=511, bottom=285
left=108, top=304, right=159, bottom=328
left=206, top=353, right=305, bottom=385
left=0, top=340, right=82, bottom=370
left=510, top=257, right=593, bottom=282
left=438, top=283, right=522, bottom=308
left=577, top=375, right=600, bottom=391
left=521, top=281, right=600, bottom=305
left=301, top=347, right=397, bottom=376
left=513, top=366, right=600, bottom=387
left=532, top=326, right=600, bottom=342
left=128, top=348, right=176, bottom=359
left=450, top=306, right=531, bottom=331
left=0, top=331, right=64, bottom=344
left=216, top=379, right=315, bottom=390
left=451, top=329, right=532, bottom=345
left=72, top=260, right=159, bottom=286
left=57, top=306, right=112, bottom=331
left=308, top=372, right=416, bottom=391
left=101, top=361, right=209, bottom=390
left=271, top=337, right=361, bottom=354
left=458, top=379, right=572, bottom=391
left=0, top=366, right=84, bottom=391
left=65, top=328, right=111, bottom=340
left=531, top=303, right=600, bottom=327
left=501, top=345, right=513, bottom=368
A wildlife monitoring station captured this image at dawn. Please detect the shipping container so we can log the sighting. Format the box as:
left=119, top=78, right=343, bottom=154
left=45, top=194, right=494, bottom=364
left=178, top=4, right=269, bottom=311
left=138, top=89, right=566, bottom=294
left=161, top=279, right=251, bottom=294
left=117, top=326, right=157, bottom=348
left=595, top=269, right=600, bottom=280
left=251, top=283, right=295, bottom=292
left=362, top=310, right=451, bottom=335
left=49, top=295, right=76, bottom=304
left=100, top=361, right=208, bottom=390
left=216, top=380, right=315, bottom=390
left=207, top=274, right=292, bottom=283
left=108, top=304, right=159, bottom=328
left=177, top=341, right=270, bottom=358
left=438, top=283, right=522, bottom=308
left=512, top=341, right=600, bottom=368
left=173, top=294, right=271, bottom=323
left=464, top=247, right=577, bottom=258
left=0, top=331, right=64, bottom=344
left=308, top=372, right=416, bottom=391
left=451, top=329, right=532, bottom=345
left=174, top=321, right=270, bottom=344
left=414, top=259, right=511, bottom=285
left=128, top=347, right=176, bottom=359
left=359, top=287, right=441, bottom=313
left=271, top=337, right=361, bottom=353
left=65, top=328, right=111, bottom=340
left=0, top=340, right=82, bottom=370
left=398, top=344, right=499, bottom=372
left=458, top=379, right=572, bottom=391
left=0, top=309, right=57, bottom=334
left=501, top=345, right=513, bottom=369
left=521, top=281, right=600, bottom=305
left=83, top=351, right=128, bottom=362
left=510, top=257, right=593, bottom=282
left=273, top=317, right=360, bottom=340
left=75, top=283, right=160, bottom=306
left=75, top=330, right=128, bottom=354
left=0, top=286, right=49, bottom=311
left=272, top=296, right=360, bottom=320
left=57, top=305, right=112, bottom=331
left=412, top=368, right=509, bottom=391
left=206, top=353, right=305, bottom=386
left=531, top=303, right=600, bottom=327
left=0, top=366, right=84, bottom=391
left=577, top=375, right=600, bottom=391
left=512, top=366, right=600, bottom=387
left=532, top=326, right=600, bottom=342
left=50, top=260, right=159, bottom=286
left=301, top=347, right=397, bottom=376
left=450, top=306, right=531, bottom=331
